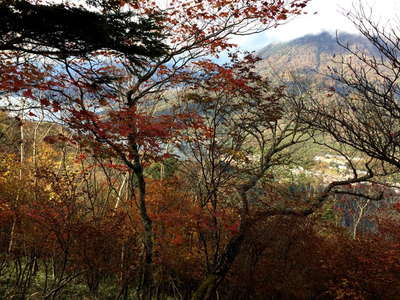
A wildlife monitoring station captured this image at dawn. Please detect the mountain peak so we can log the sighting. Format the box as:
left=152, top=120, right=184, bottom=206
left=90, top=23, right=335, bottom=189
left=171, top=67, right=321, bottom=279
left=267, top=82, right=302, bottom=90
left=257, top=31, right=374, bottom=59
left=255, top=31, right=378, bottom=79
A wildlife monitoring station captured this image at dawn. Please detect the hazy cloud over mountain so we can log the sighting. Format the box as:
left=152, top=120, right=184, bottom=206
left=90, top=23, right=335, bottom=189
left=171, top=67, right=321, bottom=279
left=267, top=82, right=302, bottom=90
left=235, top=0, right=399, bottom=51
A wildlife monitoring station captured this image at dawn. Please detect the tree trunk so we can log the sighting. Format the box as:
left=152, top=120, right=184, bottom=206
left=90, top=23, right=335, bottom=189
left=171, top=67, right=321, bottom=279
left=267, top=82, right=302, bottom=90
left=9, top=108, right=25, bottom=253
left=191, top=274, right=219, bottom=300
left=129, top=139, right=154, bottom=299
left=191, top=233, right=245, bottom=300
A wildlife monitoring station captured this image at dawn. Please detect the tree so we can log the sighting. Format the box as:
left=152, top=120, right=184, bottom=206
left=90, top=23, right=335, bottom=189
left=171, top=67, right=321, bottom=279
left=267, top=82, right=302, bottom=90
left=0, top=0, right=311, bottom=297
left=294, top=2, right=400, bottom=174
left=0, top=0, right=166, bottom=60
left=176, top=55, right=321, bottom=299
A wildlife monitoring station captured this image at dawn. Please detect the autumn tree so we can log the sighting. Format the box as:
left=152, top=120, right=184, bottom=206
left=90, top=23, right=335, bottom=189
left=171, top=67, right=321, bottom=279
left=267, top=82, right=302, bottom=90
left=172, top=55, right=314, bottom=298
left=177, top=47, right=400, bottom=298
left=0, top=0, right=310, bottom=297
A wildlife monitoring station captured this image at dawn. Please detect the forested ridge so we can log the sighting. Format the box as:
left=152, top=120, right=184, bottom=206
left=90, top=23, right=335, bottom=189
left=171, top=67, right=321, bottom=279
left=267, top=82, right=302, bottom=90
left=0, top=1, right=400, bottom=299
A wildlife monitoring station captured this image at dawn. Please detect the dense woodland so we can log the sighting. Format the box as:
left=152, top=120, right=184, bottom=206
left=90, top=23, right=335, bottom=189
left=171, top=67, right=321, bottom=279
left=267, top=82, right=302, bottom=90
left=0, top=0, right=400, bottom=299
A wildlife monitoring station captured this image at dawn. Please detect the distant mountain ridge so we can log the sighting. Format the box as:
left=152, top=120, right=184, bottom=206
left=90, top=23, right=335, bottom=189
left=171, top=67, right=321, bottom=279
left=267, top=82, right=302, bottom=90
left=255, top=31, right=378, bottom=81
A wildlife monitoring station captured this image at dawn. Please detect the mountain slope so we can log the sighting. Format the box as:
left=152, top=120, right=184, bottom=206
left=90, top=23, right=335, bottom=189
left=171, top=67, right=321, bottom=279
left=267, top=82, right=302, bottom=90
left=255, top=31, right=378, bottom=81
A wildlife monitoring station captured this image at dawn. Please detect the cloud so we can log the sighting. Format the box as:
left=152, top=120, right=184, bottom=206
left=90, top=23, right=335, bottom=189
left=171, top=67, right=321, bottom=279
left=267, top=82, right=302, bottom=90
left=234, top=0, right=399, bottom=50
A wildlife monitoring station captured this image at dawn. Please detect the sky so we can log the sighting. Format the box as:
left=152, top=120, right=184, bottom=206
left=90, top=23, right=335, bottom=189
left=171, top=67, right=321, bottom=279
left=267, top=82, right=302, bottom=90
left=236, top=0, right=400, bottom=51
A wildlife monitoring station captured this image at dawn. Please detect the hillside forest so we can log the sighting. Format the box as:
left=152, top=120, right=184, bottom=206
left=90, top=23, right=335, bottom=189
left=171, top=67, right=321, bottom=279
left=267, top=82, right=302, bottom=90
left=0, top=0, right=400, bottom=299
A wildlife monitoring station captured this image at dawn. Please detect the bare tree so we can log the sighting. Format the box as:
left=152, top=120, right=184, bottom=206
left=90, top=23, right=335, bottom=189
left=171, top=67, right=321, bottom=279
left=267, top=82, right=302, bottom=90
left=296, top=3, right=400, bottom=171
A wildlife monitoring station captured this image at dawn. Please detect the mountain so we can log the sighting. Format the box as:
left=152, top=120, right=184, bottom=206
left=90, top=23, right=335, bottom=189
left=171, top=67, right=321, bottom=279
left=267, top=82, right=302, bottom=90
left=255, top=31, right=378, bottom=83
